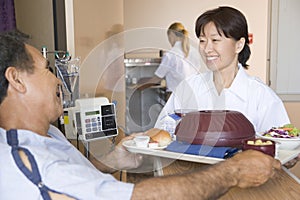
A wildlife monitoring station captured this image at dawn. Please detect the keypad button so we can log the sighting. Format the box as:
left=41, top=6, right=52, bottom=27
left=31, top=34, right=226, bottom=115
left=86, top=128, right=91, bottom=133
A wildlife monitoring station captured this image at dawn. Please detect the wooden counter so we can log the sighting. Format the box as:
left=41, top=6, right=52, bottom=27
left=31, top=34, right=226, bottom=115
left=124, top=140, right=300, bottom=199
left=160, top=159, right=300, bottom=200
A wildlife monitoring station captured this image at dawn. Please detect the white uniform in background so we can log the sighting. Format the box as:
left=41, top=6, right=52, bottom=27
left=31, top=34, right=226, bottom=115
left=155, top=65, right=290, bottom=133
left=155, top=41, right=201, bottom=92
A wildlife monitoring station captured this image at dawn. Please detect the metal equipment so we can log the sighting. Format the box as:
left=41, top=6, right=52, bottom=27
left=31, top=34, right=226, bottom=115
left=42, top=47, right=118, bottom=142
left=124, top=57, right=166, bottom=134
left=66, top=97, right=118, bottom=141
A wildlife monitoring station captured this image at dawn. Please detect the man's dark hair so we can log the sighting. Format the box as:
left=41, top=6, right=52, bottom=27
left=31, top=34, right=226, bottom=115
left=0, top=30, right=33, bottom=104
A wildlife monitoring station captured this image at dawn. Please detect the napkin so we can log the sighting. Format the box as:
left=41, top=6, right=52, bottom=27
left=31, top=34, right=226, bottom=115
left=166, top=141, right=239, bottom=159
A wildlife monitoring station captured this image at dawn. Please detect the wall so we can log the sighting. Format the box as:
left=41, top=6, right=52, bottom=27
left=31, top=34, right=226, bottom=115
left=73, top=0, right=124, bottom=60
left=284, top=103, right=300, bottom=128
left=124, top=0, right=270, bottom=82
left=14, top=0, right=55, bottom=58
left=73, top=0, right=125, bottom=99
left=72, top=0, right=127, bottom=153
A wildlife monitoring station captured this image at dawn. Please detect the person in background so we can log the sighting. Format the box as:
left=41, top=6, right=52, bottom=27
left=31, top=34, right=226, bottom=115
left=137, top=22, right=201, bottom=98
left=155, top=6, right=290, bottom=133
left=0, top=30, right=280, bottom=199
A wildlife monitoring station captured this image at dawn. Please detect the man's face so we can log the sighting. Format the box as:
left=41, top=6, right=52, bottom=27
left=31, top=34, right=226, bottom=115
left=22, top=44, right=63, bottom=123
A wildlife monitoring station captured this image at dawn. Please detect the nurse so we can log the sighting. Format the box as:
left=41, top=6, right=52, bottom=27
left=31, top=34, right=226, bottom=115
left=155, top=22, right=201, bottom=92
left=137, top=22, right=201, bottom=98
left=155, top=6, right=290, bottom=133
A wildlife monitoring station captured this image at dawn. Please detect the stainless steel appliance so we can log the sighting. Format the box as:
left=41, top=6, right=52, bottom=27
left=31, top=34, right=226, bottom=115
left=124, top=58, right=166, bottom=133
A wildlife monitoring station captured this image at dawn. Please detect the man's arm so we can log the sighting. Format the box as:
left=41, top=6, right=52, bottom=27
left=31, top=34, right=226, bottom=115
left=131, top=150, right=281, bottom=200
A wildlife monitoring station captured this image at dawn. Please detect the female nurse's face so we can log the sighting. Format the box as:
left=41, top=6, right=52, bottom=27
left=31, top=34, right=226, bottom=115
left=198, top=22, right=240, bottom=72
left=167, top=31, right=177, bottom=47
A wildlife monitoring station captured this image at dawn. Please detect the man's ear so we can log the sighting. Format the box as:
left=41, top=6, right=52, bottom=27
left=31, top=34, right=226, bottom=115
left=5, top=67, right=27, bottom=93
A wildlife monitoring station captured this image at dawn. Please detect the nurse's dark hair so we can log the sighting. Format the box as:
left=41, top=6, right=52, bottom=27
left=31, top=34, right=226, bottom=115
left=0, top=30, right=33, bottom=104
left=195, top=6, right=251, bottom=69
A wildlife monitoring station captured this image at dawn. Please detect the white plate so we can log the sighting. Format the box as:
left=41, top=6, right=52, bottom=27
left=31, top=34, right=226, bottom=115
left=122, top=140, right=167, bottom=153
left=123, top=139, right=300, bottom=165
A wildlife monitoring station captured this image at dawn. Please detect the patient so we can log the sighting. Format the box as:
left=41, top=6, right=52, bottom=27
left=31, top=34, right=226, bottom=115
left=0, top=30, right=280, bottom=199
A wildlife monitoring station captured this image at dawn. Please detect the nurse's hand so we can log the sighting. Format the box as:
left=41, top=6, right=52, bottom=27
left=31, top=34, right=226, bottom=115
left=284, top=155, right=300, bottom=169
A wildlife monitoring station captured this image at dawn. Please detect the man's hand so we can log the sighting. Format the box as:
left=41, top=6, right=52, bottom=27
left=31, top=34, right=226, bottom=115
left=90, top=133, right=145, bottom=172
left=284, top=156, right=300, bottom=169
left=112, top=133, right=145, bottom=170
left=228, top=150, right=281, bottom=188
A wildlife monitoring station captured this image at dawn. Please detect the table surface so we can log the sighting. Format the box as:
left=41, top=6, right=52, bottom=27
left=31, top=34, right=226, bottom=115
left=222, top=167, right=300, bottom=199
left=150, top=159, right=300, bottom=200
left=124, top=141, right=300, bottom=199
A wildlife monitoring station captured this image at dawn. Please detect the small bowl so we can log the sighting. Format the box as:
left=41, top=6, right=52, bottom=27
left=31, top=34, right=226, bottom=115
left=256, top=133, right=300, bottom=150
left=133, top=136, right=150, bottom=148
left=242, top=138, right=275, bottom=157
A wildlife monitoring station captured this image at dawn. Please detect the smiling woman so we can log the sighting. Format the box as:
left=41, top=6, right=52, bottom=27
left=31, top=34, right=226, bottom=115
left=155, top=6, right=290, bottom=134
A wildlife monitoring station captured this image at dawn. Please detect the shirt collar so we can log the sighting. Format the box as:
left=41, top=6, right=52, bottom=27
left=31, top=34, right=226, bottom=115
left=227, top=64, right=249, bottom=101
left=198, top=64, right=249, bottom=100
left=173, top=41, right=182, bottom=47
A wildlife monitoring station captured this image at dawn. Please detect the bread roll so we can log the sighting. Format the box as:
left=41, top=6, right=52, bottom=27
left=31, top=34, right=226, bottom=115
left=146, top=128, right=172, bottom=147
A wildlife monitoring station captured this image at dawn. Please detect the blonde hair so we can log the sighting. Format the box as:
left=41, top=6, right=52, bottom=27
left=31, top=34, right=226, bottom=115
left=167, top=22, right=190, bottom=57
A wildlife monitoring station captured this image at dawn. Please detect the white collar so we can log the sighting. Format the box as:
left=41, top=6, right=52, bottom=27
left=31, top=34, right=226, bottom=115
left=200, top=64, right=249, bottom=101
left=227, top=64, right=249, bottom=102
